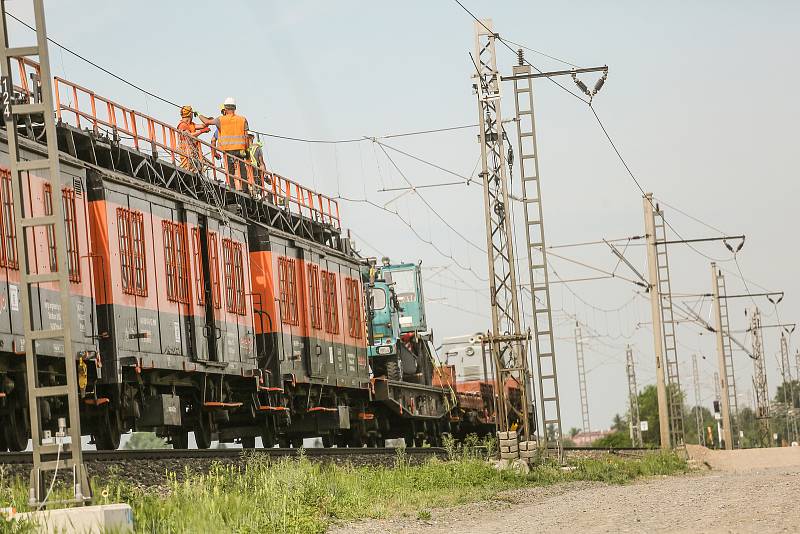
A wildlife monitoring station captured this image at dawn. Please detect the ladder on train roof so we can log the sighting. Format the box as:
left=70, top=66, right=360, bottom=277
left=0, top=0, right=92, bottom=506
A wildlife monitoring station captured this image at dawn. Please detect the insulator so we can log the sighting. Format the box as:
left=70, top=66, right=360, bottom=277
left=593, top=76, right=606, bottom=94
left=575, top=79, right=589, bottom=95
left=507, top=146, right=514, bottom=167
left=517, top=48, right=524, bottom=66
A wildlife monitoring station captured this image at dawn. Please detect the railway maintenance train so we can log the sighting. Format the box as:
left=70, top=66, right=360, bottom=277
left=0, top=60, right=532, bottom=451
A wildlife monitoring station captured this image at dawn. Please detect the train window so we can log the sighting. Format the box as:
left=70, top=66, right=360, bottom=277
left=223, top=239, right=246, bottom=315
left=391, top=268, right=417, bottom=304
left=62, top=188, right=80, bottom=282
left=371, top=287, right=387, bottom=310
left=191, top=228, right=205, bottom=305
left=345, top=278, right=363, bottom=339
left=277, top=257, right=298, bottom=325
left=117, top=208, right=147, bottom=296
left=308, top=264, right=322, bottom=330
left=0, top=169, right=18, bottom=270
left=42, top=184, right=81, bottom=283
left=321, top=270, right=340, bottom=335
left=43, top=184, right=57, bottom=272
left=162, top=221, right=190, bottom=304
left=208, top=232, right=221, bottom=309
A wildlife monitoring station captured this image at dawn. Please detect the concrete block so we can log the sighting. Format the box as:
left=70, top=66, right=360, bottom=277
left=497, top=431, right=517, bottom=440
left=13, top=503, right=133, bottom=533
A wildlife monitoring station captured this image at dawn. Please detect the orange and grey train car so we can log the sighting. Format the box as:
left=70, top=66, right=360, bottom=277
left=248, top=223, right=372, bottom=446
left=0, top=150, right=100, bottom=451
left=85, top=169, right=261, bottom=449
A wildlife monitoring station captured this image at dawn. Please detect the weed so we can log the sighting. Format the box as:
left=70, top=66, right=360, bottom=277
left=0, top=451, right=685, bottom=533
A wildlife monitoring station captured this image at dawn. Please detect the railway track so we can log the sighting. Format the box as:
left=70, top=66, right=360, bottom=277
left=0, top=446, right=652, bottom=465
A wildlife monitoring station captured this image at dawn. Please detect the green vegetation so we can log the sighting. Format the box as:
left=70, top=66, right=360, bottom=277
left=124, top=432, right=169, bottom=450
left=597, top=378, right=800, bottom=448
left=0, top=447, right=686, bottom=534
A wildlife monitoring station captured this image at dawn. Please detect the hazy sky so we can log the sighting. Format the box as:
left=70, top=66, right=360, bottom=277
left=10, top=1, right=800, bottom=434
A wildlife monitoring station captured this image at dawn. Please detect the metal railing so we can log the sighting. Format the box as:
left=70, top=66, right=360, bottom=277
left=6, top=57, right=340, bottom=230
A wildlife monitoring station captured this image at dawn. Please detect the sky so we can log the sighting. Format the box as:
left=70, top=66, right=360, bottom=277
left=8, top=1, right=800, bottom=436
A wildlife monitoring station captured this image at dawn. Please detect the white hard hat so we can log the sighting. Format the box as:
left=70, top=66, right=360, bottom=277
left=223, top=96, right=236, bottom=107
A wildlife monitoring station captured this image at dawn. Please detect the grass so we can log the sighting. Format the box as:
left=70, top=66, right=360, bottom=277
left=0, top=447, right=687, bottom=534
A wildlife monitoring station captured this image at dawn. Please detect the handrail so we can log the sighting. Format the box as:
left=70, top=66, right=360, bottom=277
left=51, top=76, right=340, bottom=229
left=3, top=57, right=340, bottom=230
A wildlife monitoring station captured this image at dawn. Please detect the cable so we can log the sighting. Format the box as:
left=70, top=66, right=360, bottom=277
left=6, top=11, right=182, bottom=109
left=335, top=194, right=487, bottom=282
left=454, top=0, right=590, bottom=104
left=500, top=37, right=582, bottom=69
left=375, top=142, right=486, bottom=253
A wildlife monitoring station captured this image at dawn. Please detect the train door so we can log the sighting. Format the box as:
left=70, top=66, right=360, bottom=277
left=302, top=251, right=325, bottom=379
left=203, top=217, right=224, bottom=362
left=190, top=215, right=212, bottom=362
left=217, top=223, right=248, bottom=364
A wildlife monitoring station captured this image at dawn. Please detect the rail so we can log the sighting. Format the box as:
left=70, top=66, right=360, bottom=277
left=5, top=58, right=340, bottom=229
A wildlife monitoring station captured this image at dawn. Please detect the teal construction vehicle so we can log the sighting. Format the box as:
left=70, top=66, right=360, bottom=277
left=363, top=258, right=435, bottom=384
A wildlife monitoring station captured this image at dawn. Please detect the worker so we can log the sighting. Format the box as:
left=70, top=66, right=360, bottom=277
left=247, top=132, right=269, bottom=191
left=176, top=105, right=209, bottom=172
left=199, top=97, right=249, bottom=191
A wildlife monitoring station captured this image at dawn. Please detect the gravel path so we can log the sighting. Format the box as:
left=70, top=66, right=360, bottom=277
left=332, top=452, right=800, bottom=533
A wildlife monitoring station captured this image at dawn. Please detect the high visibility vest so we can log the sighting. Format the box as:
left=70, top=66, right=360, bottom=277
left=247, top=141, right=263, bottom=165
left=217, top=114, right=247, bottom=152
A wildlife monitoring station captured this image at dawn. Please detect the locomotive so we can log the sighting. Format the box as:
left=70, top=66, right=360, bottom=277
left=0, top=66, right=518, bottom=451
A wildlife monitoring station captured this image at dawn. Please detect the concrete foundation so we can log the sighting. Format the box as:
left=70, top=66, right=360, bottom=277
left=12, top=503, right=133, bottom=533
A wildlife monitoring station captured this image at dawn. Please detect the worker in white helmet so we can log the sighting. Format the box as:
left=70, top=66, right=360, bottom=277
left=199, top=97, right=250, bottom=191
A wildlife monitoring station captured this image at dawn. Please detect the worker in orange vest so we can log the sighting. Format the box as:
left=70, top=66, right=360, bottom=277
left=176, top=105, right=209, bottom=172
left=199, top=97, right=249, bottom=190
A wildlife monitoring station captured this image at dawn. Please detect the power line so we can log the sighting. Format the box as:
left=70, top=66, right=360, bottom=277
left=335, top=194, right=487, bottom=282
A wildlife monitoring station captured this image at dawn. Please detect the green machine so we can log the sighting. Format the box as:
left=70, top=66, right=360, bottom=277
left=363, top=258, right=435, bottom=384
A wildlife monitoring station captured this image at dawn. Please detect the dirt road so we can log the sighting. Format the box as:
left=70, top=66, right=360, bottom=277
left=332, top=448, right=800, bottom=534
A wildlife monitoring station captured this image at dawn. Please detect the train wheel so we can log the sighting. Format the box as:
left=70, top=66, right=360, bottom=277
left=321, top=433, right=333, bottom=448
left=171, top=430, right=189, bottom=449
left=94, top=407, right=123, bottom=451
left=194, top=412, right=213, bottom=449
left=277, top=435, right=290, bottom=448
left=4, top=397, right=29, bottom=451
left=241, top=436, right=256, bottom=449
left=260, top=429, right=275, bottom=448
left=290, top=436, right=303, bottom=448
left=0, top=423, right=7, bottom=451
left=385, top=360, right=401, bottom=381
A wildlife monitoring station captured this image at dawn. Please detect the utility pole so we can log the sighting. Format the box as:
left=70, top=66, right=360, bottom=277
left=625, top=345, right=643, bottom=447
left=691, top=354, right=705, bottom=446
left=713, top=371, right=723, bottom=448
left=711, top=263, right=737, bottom=449
left=779, top=331, right=795, bottom=443
left=643, top=193, right=684, bottom=448
left=473, top=20, right=607, bottom=452
left=473, top=20, right=533, bottom=444
left=750, top=308, right=771, bottom=447
left=574, top=322, right=590, bottom=432
left=0, top=0, right=91, bottom=504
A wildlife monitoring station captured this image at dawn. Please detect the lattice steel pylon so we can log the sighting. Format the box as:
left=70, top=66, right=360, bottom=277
left=625, top=345, right=643, bottom=447
left=691, top=354, right=705, bottom=446
left=0, top=0, right=91, bottom=505
left=510, top=50, right=563, bottom=448
left=643, top=194, right=685, bottom=448
left=472, top=19, right=533, bottom=442
left=574, top=322, right=590, bottom=432
left=711, top=263, right=738, bottom=449
left=750, top=308, right=771, bottom=447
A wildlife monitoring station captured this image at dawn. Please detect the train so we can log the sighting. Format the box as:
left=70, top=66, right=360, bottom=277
left=0, top=65, right=532, bottom=451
